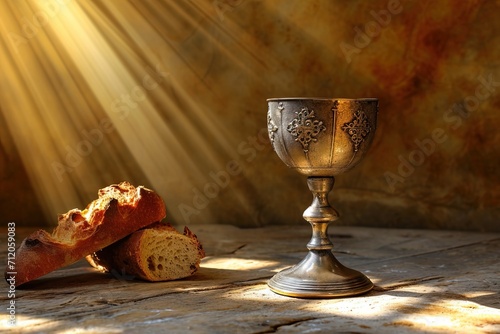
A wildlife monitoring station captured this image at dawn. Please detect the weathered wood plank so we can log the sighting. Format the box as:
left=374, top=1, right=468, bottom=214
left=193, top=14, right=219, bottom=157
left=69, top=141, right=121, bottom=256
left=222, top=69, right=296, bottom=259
left=1, top=225, right=499, bottom=333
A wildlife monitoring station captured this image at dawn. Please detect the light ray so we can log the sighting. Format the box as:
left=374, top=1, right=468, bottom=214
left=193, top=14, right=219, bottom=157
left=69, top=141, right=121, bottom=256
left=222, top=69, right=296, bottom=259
left=0, top=0, right=268, bottom=226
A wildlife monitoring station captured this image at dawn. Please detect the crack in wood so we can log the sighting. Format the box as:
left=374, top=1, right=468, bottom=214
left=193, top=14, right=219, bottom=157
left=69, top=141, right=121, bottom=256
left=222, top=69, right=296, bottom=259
left=229, top=243, right=247, bottom=254
left=365, top=237, right=500, bottom=266
left=374, top=275, right=445, bottom=292
left=91, top=279, right=270, bottom=308
left=252, top=317, right=318, bottom=334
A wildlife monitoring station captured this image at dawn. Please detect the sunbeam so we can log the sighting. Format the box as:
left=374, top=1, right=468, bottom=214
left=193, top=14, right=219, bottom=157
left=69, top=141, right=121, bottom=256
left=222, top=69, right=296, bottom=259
left=0, top=0, right=266, bottom=226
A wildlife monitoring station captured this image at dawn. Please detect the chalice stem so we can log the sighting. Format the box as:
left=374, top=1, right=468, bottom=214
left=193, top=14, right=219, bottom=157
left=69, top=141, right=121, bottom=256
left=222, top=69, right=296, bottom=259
left=304, top=177, right=338, bottom=251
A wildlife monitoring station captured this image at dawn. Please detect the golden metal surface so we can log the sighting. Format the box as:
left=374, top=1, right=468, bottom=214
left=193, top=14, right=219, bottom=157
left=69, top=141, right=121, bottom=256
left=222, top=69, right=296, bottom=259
left=267, top=98, right=378, bottom=298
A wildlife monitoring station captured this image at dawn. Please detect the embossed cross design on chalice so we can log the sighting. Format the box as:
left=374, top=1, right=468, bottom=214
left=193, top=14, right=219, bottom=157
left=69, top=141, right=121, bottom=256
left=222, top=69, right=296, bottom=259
left=267, top=98, right=378, bottom=298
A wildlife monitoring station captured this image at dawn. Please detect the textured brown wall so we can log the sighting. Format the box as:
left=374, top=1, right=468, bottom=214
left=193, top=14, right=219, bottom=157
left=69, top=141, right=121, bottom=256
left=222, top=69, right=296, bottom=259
left=1, top=0, right=499, bottom=231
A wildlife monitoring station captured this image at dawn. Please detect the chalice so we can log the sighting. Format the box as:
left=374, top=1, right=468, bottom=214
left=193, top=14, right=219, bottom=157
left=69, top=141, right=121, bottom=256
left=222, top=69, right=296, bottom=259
left=267, top=98, right=378, bottom=298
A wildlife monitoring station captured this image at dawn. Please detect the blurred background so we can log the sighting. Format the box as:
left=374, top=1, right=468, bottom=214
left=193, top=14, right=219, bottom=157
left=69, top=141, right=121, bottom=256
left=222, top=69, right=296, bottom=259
left=1, top=0, right=499, bottom=231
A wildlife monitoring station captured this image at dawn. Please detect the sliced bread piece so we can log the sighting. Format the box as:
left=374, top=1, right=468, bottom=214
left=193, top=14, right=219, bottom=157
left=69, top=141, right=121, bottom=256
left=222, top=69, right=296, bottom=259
left=87, top=222, right=205, bottom=281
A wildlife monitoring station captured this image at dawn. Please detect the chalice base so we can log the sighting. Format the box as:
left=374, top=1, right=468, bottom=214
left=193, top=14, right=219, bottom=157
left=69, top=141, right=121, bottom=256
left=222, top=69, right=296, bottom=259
left=268, top=250, right=373, bottom=298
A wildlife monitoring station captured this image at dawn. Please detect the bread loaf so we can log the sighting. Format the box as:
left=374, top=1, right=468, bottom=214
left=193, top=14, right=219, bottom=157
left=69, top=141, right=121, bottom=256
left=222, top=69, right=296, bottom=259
left=87, top=222, right=205, bottom=281
left=6, top=182, right=166, bottom=287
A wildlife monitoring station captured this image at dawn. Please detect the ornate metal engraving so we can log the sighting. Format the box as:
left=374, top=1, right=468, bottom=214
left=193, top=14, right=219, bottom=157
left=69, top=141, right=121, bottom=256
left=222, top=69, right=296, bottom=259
left=267, top=106, right=278, bottom=146
left=341, top=109, right=371, bottom=152
left=286, top=107, right=326, bottom=153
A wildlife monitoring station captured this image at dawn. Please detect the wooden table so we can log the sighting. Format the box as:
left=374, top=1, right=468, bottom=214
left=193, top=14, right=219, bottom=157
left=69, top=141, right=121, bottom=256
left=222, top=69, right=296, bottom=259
left=2, top=225, right=499, bottom=333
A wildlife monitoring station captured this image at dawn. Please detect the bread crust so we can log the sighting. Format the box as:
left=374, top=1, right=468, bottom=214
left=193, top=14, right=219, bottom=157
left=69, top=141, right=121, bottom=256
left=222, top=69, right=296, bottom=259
left=6, top=182, right=166, bottom=287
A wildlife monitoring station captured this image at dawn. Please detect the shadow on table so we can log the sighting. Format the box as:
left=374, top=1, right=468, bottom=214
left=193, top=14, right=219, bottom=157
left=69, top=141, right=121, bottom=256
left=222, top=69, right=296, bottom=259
left=13, top=260, right=274, bottom=292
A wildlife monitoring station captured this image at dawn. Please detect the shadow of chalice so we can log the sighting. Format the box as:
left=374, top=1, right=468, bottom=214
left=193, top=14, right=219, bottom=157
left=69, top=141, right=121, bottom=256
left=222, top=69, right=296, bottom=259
left=267, top=97, right=378, bottom=298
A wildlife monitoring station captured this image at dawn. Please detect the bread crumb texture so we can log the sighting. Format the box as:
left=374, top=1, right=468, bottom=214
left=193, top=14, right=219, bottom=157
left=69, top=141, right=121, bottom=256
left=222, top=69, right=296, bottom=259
left=141, top=230, right=203, bottom=281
